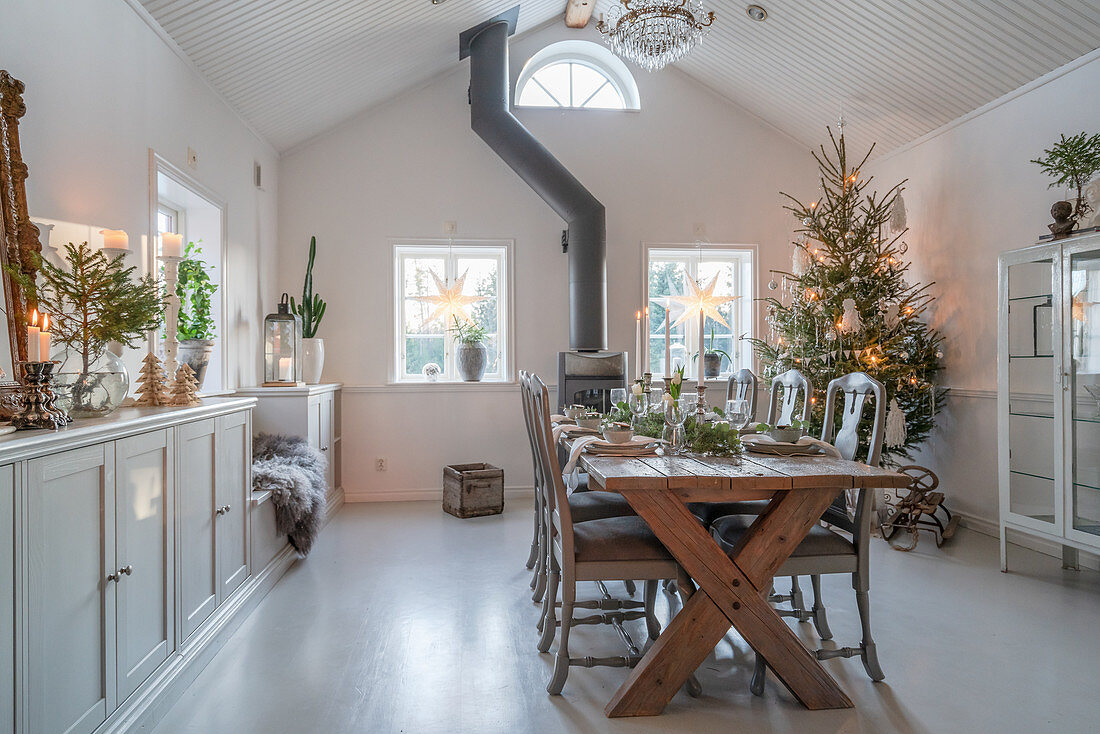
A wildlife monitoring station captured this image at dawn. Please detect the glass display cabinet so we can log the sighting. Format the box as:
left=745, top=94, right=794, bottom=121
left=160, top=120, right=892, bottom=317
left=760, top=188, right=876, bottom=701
left=998, top=231, right=1100, bottom=570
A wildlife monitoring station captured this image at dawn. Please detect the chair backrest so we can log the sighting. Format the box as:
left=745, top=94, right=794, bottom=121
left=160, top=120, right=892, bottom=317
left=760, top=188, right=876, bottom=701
left=518, top=370, right=541, bottom=494
left=820, top=371, right=886, bottom=467
left=725, top=368, right=758, bottom=422
left=528, top=372, right=576, bottom=566
left=766, top=369, right=812, bottom=426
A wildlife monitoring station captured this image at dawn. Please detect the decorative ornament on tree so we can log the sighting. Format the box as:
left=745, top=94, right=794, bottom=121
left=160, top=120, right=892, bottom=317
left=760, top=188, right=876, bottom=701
left=885, top=397, right=908, bottom=447
left=889, top=194, right=908, bottom=233
left=768, top=278, right=779, bottom=291
left=748, top=126, right=945, bottom=461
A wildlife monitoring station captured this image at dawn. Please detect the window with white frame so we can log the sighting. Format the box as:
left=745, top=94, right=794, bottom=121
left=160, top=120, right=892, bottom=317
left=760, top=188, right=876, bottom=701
left=395, top=243, right=511, bottom=382
left=644, top=245, right=755, bottom=378
left=516, top=40, right=641, bottom=111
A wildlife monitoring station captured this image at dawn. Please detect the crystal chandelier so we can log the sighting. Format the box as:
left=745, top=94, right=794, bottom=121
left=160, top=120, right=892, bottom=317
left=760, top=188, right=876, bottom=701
left=596, top=1, right=716, bottom=72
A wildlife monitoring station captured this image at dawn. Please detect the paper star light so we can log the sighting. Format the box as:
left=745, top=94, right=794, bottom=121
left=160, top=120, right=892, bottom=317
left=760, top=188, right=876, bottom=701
left=415, top=269, right=485, bottom=325
left=668, top=275, right=737, bottom=328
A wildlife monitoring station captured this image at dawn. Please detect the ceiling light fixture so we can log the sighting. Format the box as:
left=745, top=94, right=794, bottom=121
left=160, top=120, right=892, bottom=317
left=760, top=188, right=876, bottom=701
left=597, top=1, right=716, bottom=72
left=746, top=4, right=767, bottom=21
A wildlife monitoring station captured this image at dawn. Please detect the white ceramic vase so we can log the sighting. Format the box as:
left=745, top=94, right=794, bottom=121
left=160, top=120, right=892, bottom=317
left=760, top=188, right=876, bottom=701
left=302, top=337, right=325, bottom=384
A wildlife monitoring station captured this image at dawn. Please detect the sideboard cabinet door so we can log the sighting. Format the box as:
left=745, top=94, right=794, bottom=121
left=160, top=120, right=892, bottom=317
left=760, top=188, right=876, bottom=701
left=115, top=429, right=174, bottom=703
left=177, top=419, right=217, bottom=642
left=26, top=445, right=115, bottom=734
left=216, top=411, right=250, bottom=602
left=0, top=465, right=14, bottom=734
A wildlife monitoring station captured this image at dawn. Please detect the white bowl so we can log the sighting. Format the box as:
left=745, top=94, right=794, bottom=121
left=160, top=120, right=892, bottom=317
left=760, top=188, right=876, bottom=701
left=602, top=427, right=634, bottom=444
left=576, top=416, right=603, bottom=430
left=563, top=405, right=586, bottom=420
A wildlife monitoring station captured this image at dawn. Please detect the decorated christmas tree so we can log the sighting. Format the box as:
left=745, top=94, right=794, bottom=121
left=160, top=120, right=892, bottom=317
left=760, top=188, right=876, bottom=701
left=169, top=364, right=201, bottom=407
left=750, top=127, right=945, bottom=461
left=135, top=352, right=171, bottom=407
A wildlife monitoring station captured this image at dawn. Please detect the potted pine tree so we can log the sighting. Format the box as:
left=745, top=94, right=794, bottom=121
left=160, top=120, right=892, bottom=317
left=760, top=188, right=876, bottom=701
left=175, top=240, right=219, bottom=390
left=291, top=236, right=327, bottom=384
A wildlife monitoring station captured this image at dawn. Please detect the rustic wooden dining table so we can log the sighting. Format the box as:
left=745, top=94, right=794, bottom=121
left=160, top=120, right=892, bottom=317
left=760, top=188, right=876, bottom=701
left=573, top=447, right=911, bottom=718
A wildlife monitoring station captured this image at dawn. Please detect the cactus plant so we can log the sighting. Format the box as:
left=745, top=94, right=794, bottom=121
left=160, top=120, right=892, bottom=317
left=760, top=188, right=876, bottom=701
left=291, top=236, right=327, bottom=338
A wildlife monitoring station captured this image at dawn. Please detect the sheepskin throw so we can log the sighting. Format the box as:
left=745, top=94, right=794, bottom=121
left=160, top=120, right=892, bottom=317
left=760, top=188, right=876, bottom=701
left=253, top=433, right=328, bottom=556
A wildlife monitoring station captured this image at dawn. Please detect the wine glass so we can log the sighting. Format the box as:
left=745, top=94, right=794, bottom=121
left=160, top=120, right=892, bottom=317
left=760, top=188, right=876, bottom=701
left=628, top=390, right=649, bottom=430
left=725, top=399, right=750, bottom=431
left=609, top=388, right=627, bottom=413
left=649, top=387, right=664, bottom=413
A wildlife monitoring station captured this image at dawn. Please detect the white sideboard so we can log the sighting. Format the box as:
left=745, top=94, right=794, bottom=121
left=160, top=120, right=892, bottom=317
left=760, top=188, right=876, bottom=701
left=236, top=384, right=343, bottom=517
left=0, top=398, right=298, bottom=734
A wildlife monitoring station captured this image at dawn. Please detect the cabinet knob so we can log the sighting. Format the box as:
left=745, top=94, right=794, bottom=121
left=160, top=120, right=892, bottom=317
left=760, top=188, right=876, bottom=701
left=216, top=504, right=232, bottom=516
left=321, top=446, right=328, bottom=452
left=119, top=564, right=133, bottom=576
left=106, top=572, right=119, bottom=583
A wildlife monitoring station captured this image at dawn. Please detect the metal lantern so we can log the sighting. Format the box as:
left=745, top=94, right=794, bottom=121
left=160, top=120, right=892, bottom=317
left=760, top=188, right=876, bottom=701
left=263, top=293, right=304, bottom=387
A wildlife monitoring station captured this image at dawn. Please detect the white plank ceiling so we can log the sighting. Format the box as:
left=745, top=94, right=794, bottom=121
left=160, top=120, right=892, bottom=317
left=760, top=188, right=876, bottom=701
left=138, top=0, right=1100, bottom=154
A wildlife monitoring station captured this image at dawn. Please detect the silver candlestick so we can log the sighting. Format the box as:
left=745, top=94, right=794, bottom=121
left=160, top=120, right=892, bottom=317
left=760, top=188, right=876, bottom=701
left=695, top=384, right=707, bottom=425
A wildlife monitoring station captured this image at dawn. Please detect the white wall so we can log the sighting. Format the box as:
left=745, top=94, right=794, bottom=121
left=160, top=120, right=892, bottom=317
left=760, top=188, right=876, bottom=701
left=867, top=52, right=1100, bottom=529
left=1, top=0, right=279, bottom=388
left=278, top=24, right=815, bottom=500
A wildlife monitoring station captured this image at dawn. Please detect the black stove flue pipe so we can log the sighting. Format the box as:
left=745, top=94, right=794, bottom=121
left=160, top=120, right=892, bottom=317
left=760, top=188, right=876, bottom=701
left=460, top=7, right=607, bottom=351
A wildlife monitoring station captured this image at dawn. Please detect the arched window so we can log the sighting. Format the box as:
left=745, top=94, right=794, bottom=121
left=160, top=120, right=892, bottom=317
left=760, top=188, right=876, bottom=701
left=515, top=40, right=640, bottom=111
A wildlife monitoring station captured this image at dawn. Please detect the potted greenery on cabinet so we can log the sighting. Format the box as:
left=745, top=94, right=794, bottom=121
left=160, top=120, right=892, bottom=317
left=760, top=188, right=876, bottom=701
left=449, top=316, right=488, bottom=381
left=16, top=242, right=163, bottom=417
left=291, top=236, right=327, bottom=384
left=175, top=240, right=219, bottom=389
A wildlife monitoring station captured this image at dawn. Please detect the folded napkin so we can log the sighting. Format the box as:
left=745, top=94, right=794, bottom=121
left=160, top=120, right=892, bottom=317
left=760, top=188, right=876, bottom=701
left=743, top=435, right=842, bottom=458
left=562, top=435, right=601, bottom=475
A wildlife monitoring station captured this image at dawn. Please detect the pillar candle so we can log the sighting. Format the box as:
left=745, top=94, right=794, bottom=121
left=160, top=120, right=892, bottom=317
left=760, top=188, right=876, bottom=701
left=39, top=313, right=51, bottom=362
left=643, top=306, right=649, bottom=375
left=99, top=229, right=128, bottom=251
left=664, top=309, right=671, bottom=377
left=698, top=311, right=705, bottom=385
left=279, top=357, right=292, bottom=381
left=634, top=311, right=642, bottom=379
left=27, top=309, right=40, bottom=362
left=161, top=232, right=183, bottom=258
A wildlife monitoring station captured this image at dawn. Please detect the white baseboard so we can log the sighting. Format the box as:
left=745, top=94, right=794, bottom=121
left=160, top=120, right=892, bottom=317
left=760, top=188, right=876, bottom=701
left=956, top=511, right=1100, bottom=570
left=345, top=485, right=534, bottom=503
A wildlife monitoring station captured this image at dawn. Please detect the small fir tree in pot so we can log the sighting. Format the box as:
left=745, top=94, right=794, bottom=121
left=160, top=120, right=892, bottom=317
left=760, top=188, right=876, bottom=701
left=14, top=242, right=164, bottom=417
left=1031, top=132, right=1100, bottom=239
left=174, top=240, right=219, bottom=389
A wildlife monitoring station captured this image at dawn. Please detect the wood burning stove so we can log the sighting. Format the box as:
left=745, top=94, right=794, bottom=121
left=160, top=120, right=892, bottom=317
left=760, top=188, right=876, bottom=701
left=557, top=351, right=628, bottom=413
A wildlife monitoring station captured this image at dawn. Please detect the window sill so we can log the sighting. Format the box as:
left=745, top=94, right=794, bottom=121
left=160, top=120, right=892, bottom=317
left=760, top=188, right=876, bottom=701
left=344, top=382, right=520, bottom=394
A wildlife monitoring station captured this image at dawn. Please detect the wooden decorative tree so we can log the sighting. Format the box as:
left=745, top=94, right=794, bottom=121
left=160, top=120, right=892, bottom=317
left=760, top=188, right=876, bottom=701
left=169, top=364, right=201, bottom=407
left=134, top=352, right=170, bottom=406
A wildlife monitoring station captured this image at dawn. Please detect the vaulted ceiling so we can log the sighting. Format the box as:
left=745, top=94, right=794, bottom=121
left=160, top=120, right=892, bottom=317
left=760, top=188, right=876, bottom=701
left=138, top=1, right=1100, bottom=155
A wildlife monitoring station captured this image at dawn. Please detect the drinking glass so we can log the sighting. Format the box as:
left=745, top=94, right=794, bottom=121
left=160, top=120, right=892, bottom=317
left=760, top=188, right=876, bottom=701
left=649, top=388, right=664, bottom=413
left=609, top=388, right=627, bottom=413
left=628, top=391, right=649, bottom=430
left=663, top=396, right=689, bottom=454
left=725, top=399, right=750, bottom=431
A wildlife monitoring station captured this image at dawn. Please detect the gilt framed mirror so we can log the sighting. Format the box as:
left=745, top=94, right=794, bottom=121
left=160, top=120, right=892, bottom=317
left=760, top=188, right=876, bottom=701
left=0, top=70, right=43, bottom=415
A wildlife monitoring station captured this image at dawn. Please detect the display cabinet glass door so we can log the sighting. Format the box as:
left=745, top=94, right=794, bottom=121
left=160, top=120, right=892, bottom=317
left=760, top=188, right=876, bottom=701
left=1004, top=251, right=1063, bottom=531
left=1067, top=244, right=1100, bottom=542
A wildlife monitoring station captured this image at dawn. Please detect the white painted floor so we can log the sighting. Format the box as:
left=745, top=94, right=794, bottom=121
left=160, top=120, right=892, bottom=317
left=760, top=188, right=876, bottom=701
left=152, top=500, right=1100, bottom=734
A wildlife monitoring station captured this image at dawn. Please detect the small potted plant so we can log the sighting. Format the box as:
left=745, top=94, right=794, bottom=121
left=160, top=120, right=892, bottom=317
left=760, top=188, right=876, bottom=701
left=449, top=315, right=488, bottom=381
left=175, top=240, right=219, bottom=390
left=291, top=236, right=327, bottom=384
left=1031, top=132, right=1100, bottom=239
left=692, top=323, right=734, bottom=379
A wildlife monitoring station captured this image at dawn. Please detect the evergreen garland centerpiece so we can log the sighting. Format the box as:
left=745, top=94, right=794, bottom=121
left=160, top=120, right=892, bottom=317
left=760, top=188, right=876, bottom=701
left=749, top=128, right=946, bottom=461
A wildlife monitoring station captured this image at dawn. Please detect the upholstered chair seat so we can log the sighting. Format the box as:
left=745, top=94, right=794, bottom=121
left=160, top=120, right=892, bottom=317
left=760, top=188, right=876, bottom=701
left=711, top=515, right=855, bottom=559
left=569, top=492, right=636, bottom=523
left=572, top=516, right=676, bottom=563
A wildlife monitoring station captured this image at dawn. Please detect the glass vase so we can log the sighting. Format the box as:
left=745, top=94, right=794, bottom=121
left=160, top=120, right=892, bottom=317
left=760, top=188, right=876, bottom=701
left=52, top=348, right=129, bottom=418
left=663, top=396, right=689, bottom=454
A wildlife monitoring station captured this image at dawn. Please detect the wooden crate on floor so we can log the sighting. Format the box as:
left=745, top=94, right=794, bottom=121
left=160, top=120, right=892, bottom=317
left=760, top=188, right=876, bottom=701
left=443, top=463, right=504, bottom=518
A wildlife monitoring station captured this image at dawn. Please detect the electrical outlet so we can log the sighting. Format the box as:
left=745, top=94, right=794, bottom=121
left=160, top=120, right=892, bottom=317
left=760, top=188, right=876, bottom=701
left=693, top=222, right=706, bottom=238
left=375, top=457, right=387, bottom=471
left=187, top=146, right=198, bottom=169
left=443, top=220, right=457, bottom=235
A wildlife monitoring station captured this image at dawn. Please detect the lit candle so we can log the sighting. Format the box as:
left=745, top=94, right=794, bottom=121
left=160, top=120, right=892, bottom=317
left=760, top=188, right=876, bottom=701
left=279, top=357, right=292, bottom=381
left=161, top=232, right=183, bottom=258
left=635, top=310, right=642, bottom=379
left=664, top=309, right=671, bottom=377
left=27, top=309, right=40, bottom=362
left=99, top=228, right=128, bottom=251
left=39, top=313, right=51, bottom=362
left=698, top=310, right=705, bottom=386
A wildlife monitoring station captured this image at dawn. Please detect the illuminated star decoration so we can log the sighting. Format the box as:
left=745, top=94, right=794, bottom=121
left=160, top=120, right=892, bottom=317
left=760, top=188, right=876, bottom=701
left=668, top=274, right=738, bottom=328
left=415, top=269, right=485, bottom=325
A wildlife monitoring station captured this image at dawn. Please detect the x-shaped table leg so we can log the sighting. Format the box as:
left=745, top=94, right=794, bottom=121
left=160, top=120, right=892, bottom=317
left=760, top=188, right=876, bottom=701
left=605, top=487, right=853, bottom=717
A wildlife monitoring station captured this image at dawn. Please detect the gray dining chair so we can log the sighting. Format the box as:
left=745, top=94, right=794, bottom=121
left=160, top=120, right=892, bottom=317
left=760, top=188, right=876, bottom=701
left=519, top=372, right=637, bottom=607
left=527, top=372, right=698, bottom=696
left=725, top=368, right=758, bottom=421
left=710, top=371, right=887, bottom=693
